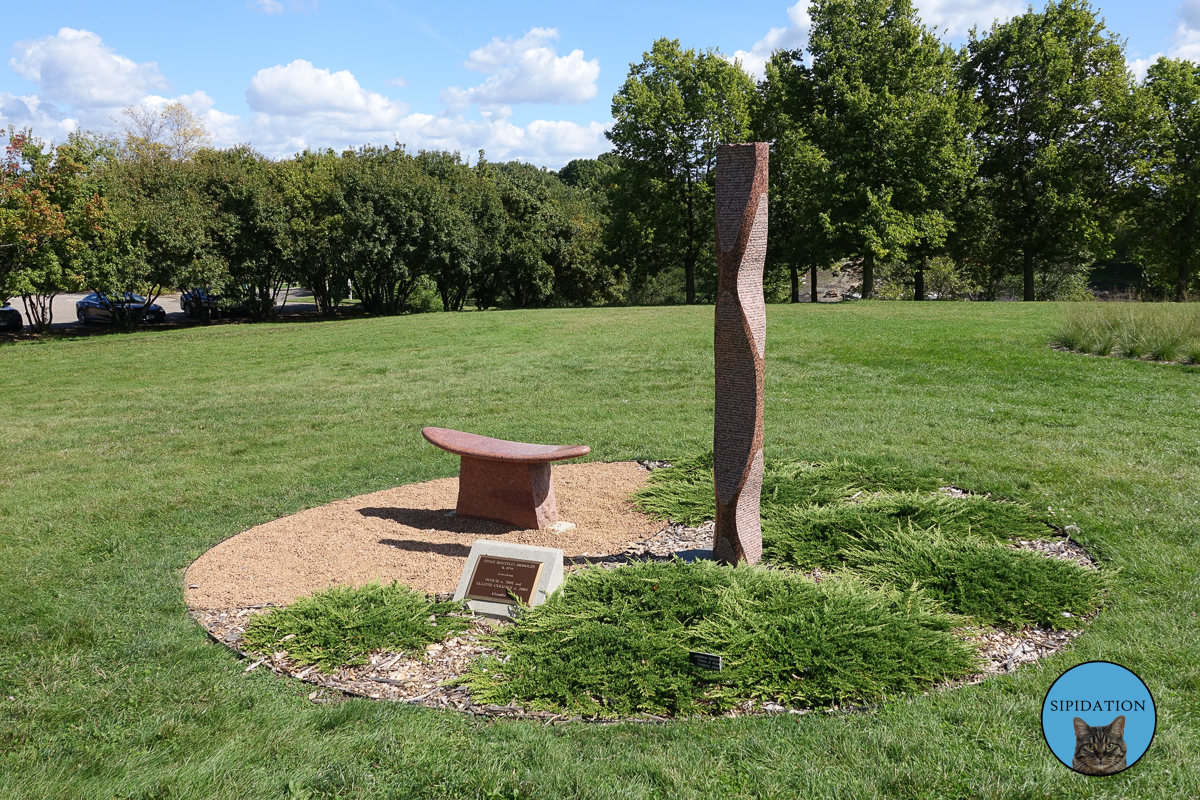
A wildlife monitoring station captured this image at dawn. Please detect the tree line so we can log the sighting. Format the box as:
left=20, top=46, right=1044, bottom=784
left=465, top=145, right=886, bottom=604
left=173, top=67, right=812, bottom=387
left=604, top=0, right=1200, bottom=304
left=4, top=0, right=1199, bottom=334
left=0, top=111, right=617, bottom=332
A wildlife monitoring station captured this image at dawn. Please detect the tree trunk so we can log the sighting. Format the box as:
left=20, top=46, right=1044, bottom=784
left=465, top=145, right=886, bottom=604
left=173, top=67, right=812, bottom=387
left=1023, top=248, right=1035, bottom=301
left=810, top=265, right=818, bottom=302
left=1179, top=201, right=1194, bottom=303
left=684, top=254, right=696, bottom=304
left=790, top=266, right=800, bottom=303
left=862, top=252, right=874, bottom=299
left=914, top=255, right=926, bottom=301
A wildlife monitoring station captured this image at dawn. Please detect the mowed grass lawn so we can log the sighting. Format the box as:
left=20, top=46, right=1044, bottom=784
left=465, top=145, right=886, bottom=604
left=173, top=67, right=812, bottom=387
left=1, top=302, right=1197, bottom=799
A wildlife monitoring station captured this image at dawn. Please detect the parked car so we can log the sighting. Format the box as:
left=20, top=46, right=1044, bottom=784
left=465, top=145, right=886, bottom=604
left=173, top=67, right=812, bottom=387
left=76, top=292, right=167, bottom=325
left=0, top=302, right=23, bottom=332
left=179, top=287, right=220, bottom=319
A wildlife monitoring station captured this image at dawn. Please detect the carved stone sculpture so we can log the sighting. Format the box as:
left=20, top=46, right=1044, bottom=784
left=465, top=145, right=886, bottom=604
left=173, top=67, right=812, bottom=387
left=713, top=142, right=768, bottom=565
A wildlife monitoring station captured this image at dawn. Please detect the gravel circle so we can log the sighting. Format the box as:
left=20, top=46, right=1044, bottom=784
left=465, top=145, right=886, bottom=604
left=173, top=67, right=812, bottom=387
left=185, top=461, right=662, bottom=610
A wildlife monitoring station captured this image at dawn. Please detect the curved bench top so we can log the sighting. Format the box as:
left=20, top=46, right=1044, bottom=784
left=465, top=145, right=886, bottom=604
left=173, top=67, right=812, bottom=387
left=422, top=427, right=591, bottom=464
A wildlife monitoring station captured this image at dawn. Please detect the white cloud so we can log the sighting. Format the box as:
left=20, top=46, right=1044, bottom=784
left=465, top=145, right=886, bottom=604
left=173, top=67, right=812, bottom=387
left=249, top=0, right=317, bottom=13
left=1, top=27, right=608, bottom=168
left=1128, top=55, right=1163, bottom=81
left=441, top=28, right=600, bottom=109
left=393, top=113, right=608, bottom=167
left=2, top=27, right=243, bottom=147
left=734, top=1, right=1029, bottom=79
left=9, top=27, right=170, bottom=109
left=1169, top=1, right=1200, bottom=62
left=0, top=92, right=77, bottom=139
left=385, top=77, right=408, bottom=88
left=246, top=60, right=408, bottom=126
left=914, top=0, right=1024, bottom=39
left=244, top=60, right=415, bottom=155
left=732, top=3, right=810, bottom=78
left=1182, top=0, right=1200, bottom=29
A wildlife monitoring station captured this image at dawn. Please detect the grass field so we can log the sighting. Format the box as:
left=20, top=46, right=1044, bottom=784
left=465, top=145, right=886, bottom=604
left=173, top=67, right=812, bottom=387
left=1, top=302, right=1197, bottom=799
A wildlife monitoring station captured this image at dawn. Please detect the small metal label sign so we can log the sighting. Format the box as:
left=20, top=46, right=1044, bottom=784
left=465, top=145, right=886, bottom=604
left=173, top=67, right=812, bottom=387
left=465, top=555, right=544, bottom=605
left=689, top=651, right=723, bottom=671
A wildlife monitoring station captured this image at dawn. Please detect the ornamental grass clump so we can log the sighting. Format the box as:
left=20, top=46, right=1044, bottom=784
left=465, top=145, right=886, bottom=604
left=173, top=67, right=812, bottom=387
left=1055, top=302, right=1200, bottom=363
left=242, top=581, right=470, bottom=672
left=458, top=560, right=976, bottom=717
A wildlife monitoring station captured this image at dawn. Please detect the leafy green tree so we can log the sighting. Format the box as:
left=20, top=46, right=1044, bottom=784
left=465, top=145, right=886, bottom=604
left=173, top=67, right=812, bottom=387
left=414, top=150, right=504, bottom=312
left=558, top=153, right=620, bottom=195
left=608, top=38, right=755, bottom=303
left=483, top=162, right=612, bottom=309
left=337, top=146, right=428, bottom=315
left=1131, top=57, right=1200, bottom=301
left=90, top=148, right=223, bottom=329
left=277, top=150, right=347, bottom=317
left=962, top=0, right=1135, bottom=300
left=1, top=128, right=77, bottom=331
left=801, top=0, right=975, bottom=299
left=544, top=188, right=612, bottom=306
left=193, top=146, right=288, bottom=320
left=755, top=50, right=835, bottom=302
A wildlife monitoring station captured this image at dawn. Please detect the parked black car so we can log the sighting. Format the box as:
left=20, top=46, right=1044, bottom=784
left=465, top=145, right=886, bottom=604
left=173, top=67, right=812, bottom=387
left=179, top=287, right=220, bottom=319
left=0, top=302, right=23, bottom=332
left=76, top=292, right=167, bottom=325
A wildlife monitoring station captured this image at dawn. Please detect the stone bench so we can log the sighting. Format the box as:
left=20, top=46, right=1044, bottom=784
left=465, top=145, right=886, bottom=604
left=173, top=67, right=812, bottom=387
left=421, top=427, right=590, bottom=530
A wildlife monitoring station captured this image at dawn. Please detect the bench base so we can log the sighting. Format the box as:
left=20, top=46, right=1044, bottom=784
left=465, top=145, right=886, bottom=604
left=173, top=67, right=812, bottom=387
left=456, top=456, right=558, bottom=529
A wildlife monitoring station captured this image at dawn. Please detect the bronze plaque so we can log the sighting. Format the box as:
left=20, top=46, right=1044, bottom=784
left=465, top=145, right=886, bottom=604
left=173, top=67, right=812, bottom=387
left=465, top=556, right=544, bottom=605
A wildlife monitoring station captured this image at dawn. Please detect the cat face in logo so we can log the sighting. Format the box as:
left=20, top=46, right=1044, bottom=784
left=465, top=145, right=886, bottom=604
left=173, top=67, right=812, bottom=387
left=1072, top=715, right=1127, bottom=775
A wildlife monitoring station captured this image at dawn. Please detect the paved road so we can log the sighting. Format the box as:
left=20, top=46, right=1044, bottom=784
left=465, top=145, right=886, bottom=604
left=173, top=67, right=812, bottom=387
left=4, top=289, right=318, bottom=331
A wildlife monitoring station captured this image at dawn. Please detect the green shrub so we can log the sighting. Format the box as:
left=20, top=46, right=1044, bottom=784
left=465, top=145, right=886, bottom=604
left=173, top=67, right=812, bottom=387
left=635, top=455, right=1098, bottom=630
left=635, top=453, right=940, bottom=524
left=840, top=524, right=1104, bottom=628
left=242, top=581, right=470, bottom=672
left=458, top=560, right=975, bottom=716
left=762, top=493, right=1047, bottom=570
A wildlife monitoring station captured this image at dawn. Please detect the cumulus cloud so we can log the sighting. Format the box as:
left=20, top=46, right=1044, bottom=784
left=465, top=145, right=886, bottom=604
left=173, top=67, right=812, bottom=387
left=440, top=28, right=600, bottom=109
left=733, top=1, right=1029, bottom=78
left=9, top=27, right=170, bottom=109
left=1169, top=0, right=1200, bottom=62
left=0, top=92, right=77, bottom=139
left=732, top=3, right=811, bottom=78
left=246, top=59, right=410, bottom=135
left=393, top=113, right=608, bottom=167
left=1, top=27, right=245, bottom=148
left=914, top=0, right=1024, bottom=39
left=1, top=26, right=608, bottom=167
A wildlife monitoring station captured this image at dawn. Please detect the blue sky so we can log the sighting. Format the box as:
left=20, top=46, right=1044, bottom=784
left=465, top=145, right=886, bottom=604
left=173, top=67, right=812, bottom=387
left=0, top=1, right=1192, bottom=168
